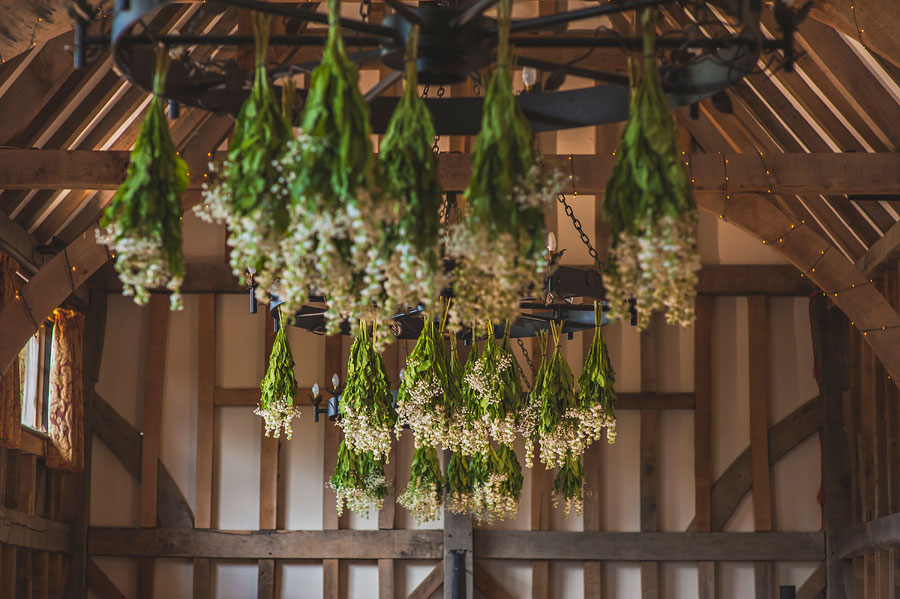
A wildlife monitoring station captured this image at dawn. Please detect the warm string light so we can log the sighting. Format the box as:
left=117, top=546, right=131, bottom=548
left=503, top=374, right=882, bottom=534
left=758, top=151, right=773, bottom=195
left=568, top=154, right=577, bottom=197
left=849, top=4, right=865, bottom=43
left=719, top=152, right=729, bottom=220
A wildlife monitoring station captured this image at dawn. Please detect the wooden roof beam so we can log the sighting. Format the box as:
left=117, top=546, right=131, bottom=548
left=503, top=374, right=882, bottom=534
left=855, top=220, right=900, bottom=277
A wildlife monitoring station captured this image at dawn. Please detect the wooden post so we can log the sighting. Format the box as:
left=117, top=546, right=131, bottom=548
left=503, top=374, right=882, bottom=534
left=378, top=342, right=400, bottom=599
left=640, top=315, right=660, bottom=599
left=194, top=293, right=216, bottom=599
left=694, top=295, right=715, bottom=599
left=259, top=310, right=278, bottom=599
left=747, top=296, right=773, bottom=599
left=444, top=473, right=474, bottom=599
left=138, top=293, right=169, bottom=599
left=583, top=300, right=603, bottom=598
left=323, top=335, right=343, bottom=599
left=811, top=295, right=854, bottom=598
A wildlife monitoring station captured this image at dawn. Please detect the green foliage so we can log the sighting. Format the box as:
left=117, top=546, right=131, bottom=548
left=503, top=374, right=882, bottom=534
left=99, top=50, right=187, bottom=310
left=538, top=324, right=578, bottom=437
left=339, top=322, right=395, bottom=459
left=601, top=9, right=694, bottom=240
left=398, top=445, right=444, bottom=524
left=329, top=441, right=389, bottom=518
left=225, top=12, right=292, bottom=227
left=577, top=302, right=617, bottom=442
left=552, top=451, right=585, bottom=518
left=444, top=451, right=474, bottom=514
left=255, top=324, right=299, bottom=439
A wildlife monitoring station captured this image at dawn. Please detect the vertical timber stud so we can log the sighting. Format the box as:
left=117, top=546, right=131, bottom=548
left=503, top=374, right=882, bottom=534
left=886, top=266, right=900, bottom=595
left=861, top=335, right=877, bottom=595
left=194, top=294, right=216, bottom=599
left=639, top=314, right=661, bottom=599
left=694, top=295, right=715, bottom=599
left=583, top=301, right=603, bottom=599
left=874, top=279, right=890, bottom=598
left=259, top=310, right=278, bottom=599
left=323, top=335, right=343, bottom=599
left=378, top=341, right=400, bottom=599
left=139, top=293, right=169, bottom=599
left=811, top=295, right=853, bottom=598
left=444, top=451, right=474, bottom=599
left=747, top=296, right=773, bottom=599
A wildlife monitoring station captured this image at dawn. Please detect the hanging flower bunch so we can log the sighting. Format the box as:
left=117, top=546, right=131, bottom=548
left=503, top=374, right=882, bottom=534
left=193, top=12, right=292, bottom=299
left=277, top=0, right=393, bottom=339
left=396, top=309, right=454, bottom=449
left=398, top=445, right=444, bottom=524
left=536, top=322, right=584, bottom=468
left=377, top=26, right=447, bottom=313
left=552, top=451, right=585, bottom=518
left=577, top=302, right=617, bottom=443
left=338, top=322, right=395, bottom=461
left=444, top=336, right=490, bottom=456
left=469, top=444, right=523, bottom=524
left=518, top=330, right=548, bottom=468
left=328, top=441, right=390, bottom=518
left=97, top=50, right=187, bottom=310
left=444, top=451, right=475, bottom=515
left=464, top=322, right=519, bottom=445
left=601, top=8, right=700, bottom=330
left=254, top=321, right=300, bottom=439
left=446, top=0, right=562, bottom=328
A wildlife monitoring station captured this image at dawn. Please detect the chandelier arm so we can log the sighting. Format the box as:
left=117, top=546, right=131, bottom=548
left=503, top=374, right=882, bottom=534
left=365, top=70, right=404, bottom=102
left=270, top=48, right=385, bottom=77
left=485, top=0, right=676, bottom=35
left=450, top=0, right=501, bottom=29
left=211, top=0, right=402, bottom=40
left=515, top=56, right=630, bottom=86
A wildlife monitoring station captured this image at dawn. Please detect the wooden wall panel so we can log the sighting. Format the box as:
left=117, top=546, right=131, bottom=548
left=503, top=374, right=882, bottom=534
left=694, top=295, right=715, bottom=599
left=640, top=315, right=661, bottom=599
left=195, top=293, right=215, bottom=599
left=323, top=335, right=343, bottom=599
left=259, top=310, right=278, bottom=599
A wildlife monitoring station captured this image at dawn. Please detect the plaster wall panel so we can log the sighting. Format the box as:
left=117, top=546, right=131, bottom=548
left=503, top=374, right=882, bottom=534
left=279, top=562, right=324, bottom=599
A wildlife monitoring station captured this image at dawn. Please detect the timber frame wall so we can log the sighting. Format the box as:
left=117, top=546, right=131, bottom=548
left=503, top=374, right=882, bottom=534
left=74, top=267, right=836, bottom=599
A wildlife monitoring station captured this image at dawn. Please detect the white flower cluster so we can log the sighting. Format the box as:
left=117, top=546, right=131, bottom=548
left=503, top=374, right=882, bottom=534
left=444, top=406, right=491, bottom=456
left=604, top=214, right=701, bottom=330
left=580, top=403, right=617, bottom=445
left=538, top=409, right=586, bottom=469
left=445, top=489, right=474, bottom=515
left=551, top=486, right=584, bottom=518
left=470, top=472, right=520, bottom=524
left=397, top=479, right=442, bottom=525
left=517, top=399, right=540, bottom=468
left=465, top=350, right=512, bottom=401
left=446, top=228, right=545, bottom=330
left=253, top=397, right=301, bottom=440
left=193, top=160, right=288, bottom=302
left=328, top=471, right=388, bottom=519
left=96, top=225, right=183, bottom=310
left=396, top=363, right=446, bottom=449
left=340, top=400, right=394, bottom=461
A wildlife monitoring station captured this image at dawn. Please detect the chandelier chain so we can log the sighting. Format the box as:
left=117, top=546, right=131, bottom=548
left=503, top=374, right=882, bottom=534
left=432, top=84, right=445, bottom=152
left=516, top=337, right=537, bottom=376
left=558, top=155, right=600, bottom=267
left=359, top=0, right=371, bottom=21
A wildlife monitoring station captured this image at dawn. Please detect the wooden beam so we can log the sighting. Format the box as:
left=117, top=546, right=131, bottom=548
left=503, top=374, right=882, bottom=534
left=194, top=293, right=215, bottom=599
left=407, top=563, right=442, bottom=599
left=8, top=150, right=900, bottom=195
left=140, top=294, right=168, bottom=529
left=86, top=559, right=129, bottom=599
left=92, top=393, right=194, bottom=529
left=0, top=229, right=107, bottom=374
left=322, top=335, right=343, bottom=599
left=696, top=264, right=812, bottom=296
left=474, top=531, right=824, bottom=561
left=640, top=315, right=660, bottom=599
left=0, top=505, right=68, bottom=552
left=689, top=395, right=823, bottom=533
left=0, top=209, right=41, bottom=273
left=443, top=479, right=474, bottom=599
left=856, top=220, right=900, bottom=277
left=694, top=295, right=715, bottom=599
left=835, top=512, right=900, bottom=559
left=474, top=563, right=516, bottom=599
left=88, top=528, right=443, bottom=559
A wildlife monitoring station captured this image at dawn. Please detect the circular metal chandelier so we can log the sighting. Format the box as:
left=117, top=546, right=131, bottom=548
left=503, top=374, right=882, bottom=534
left=86, top=0, right=801, bottom=134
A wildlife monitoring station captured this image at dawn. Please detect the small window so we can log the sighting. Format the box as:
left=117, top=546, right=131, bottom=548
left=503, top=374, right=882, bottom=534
left=18, top=323, right=52, bottom=432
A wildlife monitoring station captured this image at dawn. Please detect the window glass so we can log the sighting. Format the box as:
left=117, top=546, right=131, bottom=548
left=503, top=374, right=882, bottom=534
left=18, top=324, right=52, bottom=432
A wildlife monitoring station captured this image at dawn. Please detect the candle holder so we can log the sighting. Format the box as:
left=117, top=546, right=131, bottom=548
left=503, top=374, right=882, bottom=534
left=310, top=373, right=342, bottom=422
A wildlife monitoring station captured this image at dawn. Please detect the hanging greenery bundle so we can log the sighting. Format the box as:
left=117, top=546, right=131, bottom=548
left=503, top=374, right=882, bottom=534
left=601, top=8, right=701, bottom=330
left=254, top=322, right=300, bottom=439
left=444, top=333, right=490, bottom=456
left=328, top=441, right=390, bottom=518
left=97, top=50, right=187, bottom=311
left=552, top=451, right=585, bottom=518
left=376, top=26, right=447, bottom=313
left=398, top=445, right=444, bottom=524
left=536, top=322, right=583, bottom=468
left=339, top=322, right=395, bottom=461
left=518, top=330, right=548, bottom=468
left=469, top=444, right=523, bottom=524
left=194, top=13, right=292, bottom=299
left=277, top=0, right=392, bottom=338
left=446, top=0, right=562, bottom=328
left=464, top=322, right=519, bottom=445
left=577, top=302, right=617, bottom=443
left=396, top=307, right=453, bottom=449
left=444, top=451, right=475, bottom=514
